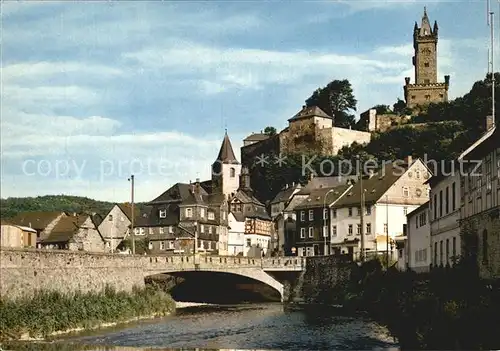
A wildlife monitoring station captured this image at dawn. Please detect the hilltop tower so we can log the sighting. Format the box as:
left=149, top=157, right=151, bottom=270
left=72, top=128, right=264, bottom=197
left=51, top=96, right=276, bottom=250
left=404, top=7, right=450, bottom=109
left=211, top=131, right=241, bottom=196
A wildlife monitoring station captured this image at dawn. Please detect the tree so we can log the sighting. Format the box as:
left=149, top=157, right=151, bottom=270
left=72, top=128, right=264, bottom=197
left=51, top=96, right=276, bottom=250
left=393, top=98, right=407, bottom=115
left=372, top=104, right=392, bottom=114
left=305, top=79, right=357, bottom=128
left=264, top=126, right=277, bottom=136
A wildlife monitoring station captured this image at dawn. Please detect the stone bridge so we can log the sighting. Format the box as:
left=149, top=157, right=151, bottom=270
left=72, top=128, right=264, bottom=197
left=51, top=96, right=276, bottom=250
left=0, top=248, right=305, bottom=301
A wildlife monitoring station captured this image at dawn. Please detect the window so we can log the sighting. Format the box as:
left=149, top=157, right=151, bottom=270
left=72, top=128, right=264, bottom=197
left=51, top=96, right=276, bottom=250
left=300, top=228, right=306, bottom=238
left=434, top=194, right=438, bottom=219
left=434, top=242, right=438, bottom=265
left=411, top=95, right=416, bottom=100
left=356, top=224, right=361, bottom=235
left=323, top=226, right=328, bottom=237
left=424, top=62, right=429, bottom=67
left=384, top=223, right=388, bottom=234
left=200, top=225, right=204, bottom=233
left=208, top=226, right=212, bottom=234
left=366, top=223, right=371, bottom=235
left=403, top=187, right=409, bottom=197
left=348, top=208, right=353, bottom=217
left=108, top=215, right=113, bottom=221
left=246, top=238, right=251, bottom=247
left=230, top=167, right=236, bottom=178
left=332, top=225, right=337, bottom=237
left=148, top=228, right=153, bottom=235
left=416, top=171, right=421, bottom=179
left=348, top=224, right=353, bottom=235
left=445, top=186, right=449, bottom=214
left=135, top=228, right=145, bottom=236
left=323, top=208, right=328, bottom=220
left=332, top=209, right=337, bottom=218
left=208, top=212, right=215, bottom=220
left=424, top=81, right=430, bottom=86
left=186, top=208, right=192, bottom=218
left=160, top=241, right=165, bottom=250
left=439, top=190, right=443, bottom=217
left=222, top=211, right=226, bottom=220
left=366, top=206, right=371, bottom=215
left=452, top=237, right=456, bottom=261
left=356, top=207, right=361, bottom=216
left=169, top=226, right=173, bottom=234
left=485, top=155, right=492, bottom=191
left=148, top=241, right=153, bottom=250
left=308, top=227, right=314, bottom=238
left=452, top=182, right=456, bottom=211
left=200, top=208, right=205, bottom=218
left=159, top=227, right=164, bottom=234
left=308, top=210, right=314, bottom=221
left=403, top=207, right=408, bottom=216
left=439, top=240, right=443, bottom=266
left=446, top=238, right=450, bottom=265
left=482, top=230, right=488, bottom=265
left=159, top=209, right=166, bottom=218
left=301, top=211, right=305, bottom=221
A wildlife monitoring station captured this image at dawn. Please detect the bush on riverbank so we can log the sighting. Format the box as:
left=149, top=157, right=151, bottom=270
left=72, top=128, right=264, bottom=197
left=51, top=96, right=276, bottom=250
left=345, top=259, right=500, bottom=350
left=0, top=285, right=175, bottom=340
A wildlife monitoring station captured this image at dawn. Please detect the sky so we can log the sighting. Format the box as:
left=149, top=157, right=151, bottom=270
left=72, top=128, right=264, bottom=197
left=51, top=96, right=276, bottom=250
left=1, top=0, right=498, bottom=202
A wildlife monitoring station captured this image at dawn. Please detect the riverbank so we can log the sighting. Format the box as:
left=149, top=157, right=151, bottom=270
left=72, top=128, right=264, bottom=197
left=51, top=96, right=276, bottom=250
left=343, top=259, right=500, bottom=350
left=0, top=285, right=175, bottom=341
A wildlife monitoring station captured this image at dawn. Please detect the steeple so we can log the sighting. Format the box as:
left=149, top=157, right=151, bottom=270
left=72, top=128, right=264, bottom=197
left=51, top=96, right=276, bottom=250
left=416, top=6, right=435, bottom=38
left=215, top=131, right=239, bottom=164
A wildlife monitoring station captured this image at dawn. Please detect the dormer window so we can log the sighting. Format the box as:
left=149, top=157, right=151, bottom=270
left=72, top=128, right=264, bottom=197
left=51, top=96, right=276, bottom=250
left=159, top=209, right=167, bottom=218
left=185, top=208, right=192, bottom=218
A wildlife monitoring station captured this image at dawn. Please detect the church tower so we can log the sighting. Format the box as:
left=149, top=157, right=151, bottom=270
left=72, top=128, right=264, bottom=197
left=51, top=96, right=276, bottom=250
left=404, top=7, right=450, bottom=109
left=211, top=131, right=241, bottom=197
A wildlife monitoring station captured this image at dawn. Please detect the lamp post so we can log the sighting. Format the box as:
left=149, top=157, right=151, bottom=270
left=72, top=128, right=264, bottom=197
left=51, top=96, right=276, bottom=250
left=323, top=189, right=335, bottom=256
left=128, top=175, right=135, bottom=255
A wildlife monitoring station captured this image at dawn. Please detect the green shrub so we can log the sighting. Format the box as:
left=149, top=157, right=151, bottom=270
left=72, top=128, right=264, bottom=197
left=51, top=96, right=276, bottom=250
left=0, top=285, right=175, bottom=340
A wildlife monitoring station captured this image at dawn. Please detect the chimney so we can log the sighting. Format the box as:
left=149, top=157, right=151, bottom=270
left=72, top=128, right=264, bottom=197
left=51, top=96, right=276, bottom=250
left=195, top=178, right=200, bottom=194
left=285, top=183, right=289, bottom=189
left=404, top=156, right=413, bottom=165
left=292, top=181, right=295, bottom=187
left=486, top=115, right=494, bottom=131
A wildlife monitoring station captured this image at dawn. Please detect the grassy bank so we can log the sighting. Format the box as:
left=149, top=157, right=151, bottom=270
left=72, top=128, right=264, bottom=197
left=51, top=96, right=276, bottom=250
left=345, top=259, right=500, bottom=350
left=0, top=285, right=175, bottom=340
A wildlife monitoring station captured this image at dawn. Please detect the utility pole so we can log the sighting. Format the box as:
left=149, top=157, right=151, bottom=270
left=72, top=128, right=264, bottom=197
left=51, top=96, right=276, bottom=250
left=490, top=10, right=496, bottom=125
left=128, top=175, right=135, bottom=255
left=386, top=194, right=389, bottom=269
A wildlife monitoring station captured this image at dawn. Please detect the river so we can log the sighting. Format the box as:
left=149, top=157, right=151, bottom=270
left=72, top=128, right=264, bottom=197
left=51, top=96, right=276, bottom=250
left=37, top=303, right=400, bottom=351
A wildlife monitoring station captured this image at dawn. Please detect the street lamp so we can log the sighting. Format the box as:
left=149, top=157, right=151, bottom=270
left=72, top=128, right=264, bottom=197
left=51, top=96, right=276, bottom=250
left=323, top=189, right=336, bottom=256
left=127, top=175, right=135, bottom=255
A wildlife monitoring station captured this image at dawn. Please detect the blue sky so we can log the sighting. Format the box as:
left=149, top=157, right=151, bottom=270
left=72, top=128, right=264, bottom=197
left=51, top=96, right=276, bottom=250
left=1, top=0, right=498, bottom=202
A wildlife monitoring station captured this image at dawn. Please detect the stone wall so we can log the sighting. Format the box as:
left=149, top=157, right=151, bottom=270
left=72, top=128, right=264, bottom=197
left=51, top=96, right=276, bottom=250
left=291, top=255, right=354, bottom=304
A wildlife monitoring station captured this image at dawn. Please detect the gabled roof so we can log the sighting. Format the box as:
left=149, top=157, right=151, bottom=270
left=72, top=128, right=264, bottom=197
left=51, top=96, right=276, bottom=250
left=270, top=184, right=302, bottom=205
left=332, top=160, right=416, bottom=208
left=458, top=126, right=498, bottom=161
left=244, top=133, right=269, bottom=142
left=407, top=201, right=429, bottom=219
left=42, top=215, right=90, bottom=244
left=9, top=211, right=64, bottom=231
left=288, top=105, right=332, bottom=122
left=215, top=132, right=239, bottom=164
left=295, top=184, right=352, bottom=210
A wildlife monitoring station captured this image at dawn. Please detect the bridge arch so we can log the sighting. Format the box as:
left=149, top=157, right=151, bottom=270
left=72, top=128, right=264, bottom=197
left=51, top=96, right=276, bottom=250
left=145, top=268, right=284, bottom=301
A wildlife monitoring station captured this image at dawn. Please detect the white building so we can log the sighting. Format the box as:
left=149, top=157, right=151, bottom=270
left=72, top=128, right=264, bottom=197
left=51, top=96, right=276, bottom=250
left=98, top=203, right=133, bottom=252
left=228, top=212, right=245, bottom=255
left=427, top=169, right=461, bottom=267
left=458, top=122, right=499, bottom=280
left=330, top=158, right=431, bottom=260
left=405, top=201, right=431, bottom=272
